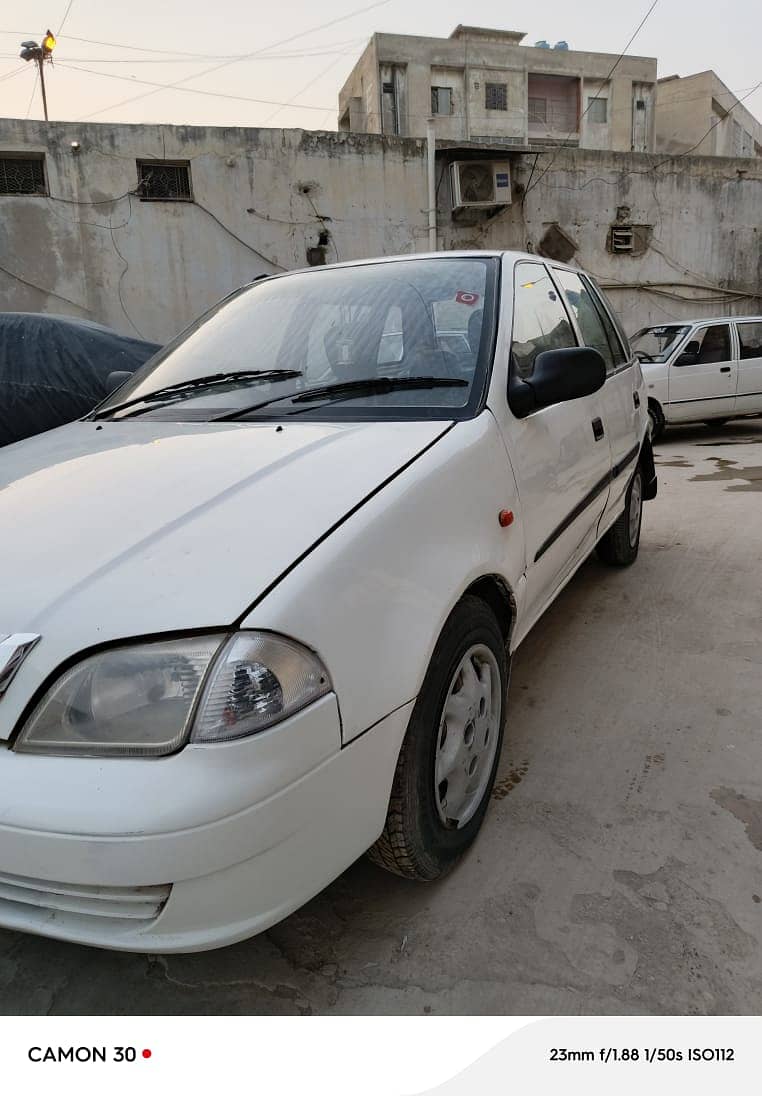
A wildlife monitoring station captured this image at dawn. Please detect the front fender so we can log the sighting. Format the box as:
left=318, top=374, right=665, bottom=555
left=241, top=412, right=526, bottom=743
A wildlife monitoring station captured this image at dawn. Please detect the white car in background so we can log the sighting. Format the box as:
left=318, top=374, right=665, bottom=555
left=0, top=252, right=655, bottom=952
left=631, top=316, right=762, bottom=439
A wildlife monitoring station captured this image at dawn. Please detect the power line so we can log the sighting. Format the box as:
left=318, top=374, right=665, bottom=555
left=0, top=47, right=362, bottom=64
left=262, top=53, right=348, bottom=125
left=24, top=68, right=39, bottom=117
left=74, top=0, right=390, bottom=122
left=524, top=0, right=661, bottom=198
left=55, top=62, right=335, bottom=111
left=56, top=0, right=75, bottom=35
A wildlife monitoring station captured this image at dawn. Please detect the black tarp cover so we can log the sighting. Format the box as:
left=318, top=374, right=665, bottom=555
left=0, top=312, right=160, bottom=446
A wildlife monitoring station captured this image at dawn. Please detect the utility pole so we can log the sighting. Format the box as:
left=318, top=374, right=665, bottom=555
left=19, top=30, right=56, bottom=121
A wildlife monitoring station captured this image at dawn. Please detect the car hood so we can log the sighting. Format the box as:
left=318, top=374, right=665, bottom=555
left=0, top=419, right=449, bottom=731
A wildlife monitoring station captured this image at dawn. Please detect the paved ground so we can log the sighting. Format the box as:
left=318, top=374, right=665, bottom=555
left=1, top=419, right=761, bottom=1015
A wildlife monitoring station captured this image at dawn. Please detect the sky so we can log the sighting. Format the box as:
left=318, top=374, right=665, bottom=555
left=1, top=0, right=760, bottom=131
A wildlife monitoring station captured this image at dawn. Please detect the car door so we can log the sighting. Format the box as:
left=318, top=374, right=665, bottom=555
left=667, top=322, right=737, bottom=421
left=550, top=267, right=641, bottom=523
left=496, top=259, right=613, bottom=629
left=734, top=320, right=762, bottom=415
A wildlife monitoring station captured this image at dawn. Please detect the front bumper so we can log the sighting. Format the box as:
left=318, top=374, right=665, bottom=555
left=0, top=696, right=413, bottom=952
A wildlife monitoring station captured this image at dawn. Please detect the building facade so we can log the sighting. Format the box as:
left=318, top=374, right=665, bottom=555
left=655, top=71, right=762, bottom=158
left=1, top=118, right=760, bottom=344
left=338, top=25, right=658, bottom=152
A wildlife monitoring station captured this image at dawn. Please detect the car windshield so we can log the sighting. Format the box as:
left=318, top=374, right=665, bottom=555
left=95, top=257, right=498, bottom=423
left=630, top=324, right=690, bottom=363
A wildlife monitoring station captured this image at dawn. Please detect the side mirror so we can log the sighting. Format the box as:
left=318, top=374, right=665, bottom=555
left=675, top=340, right=700, bottom=366
left=105, top=370, right=133, bottom=394
left=509, top=346, right=607, bottom=418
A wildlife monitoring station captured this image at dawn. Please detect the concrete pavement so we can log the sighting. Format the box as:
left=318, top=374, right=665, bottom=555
left=1, top=418, right=761, bottom=1015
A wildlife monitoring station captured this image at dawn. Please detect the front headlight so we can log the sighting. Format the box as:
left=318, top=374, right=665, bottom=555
left=14, top=632, right=331, bottom=758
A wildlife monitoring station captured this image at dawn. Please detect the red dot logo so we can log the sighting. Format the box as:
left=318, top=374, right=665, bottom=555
left=142, top=1049, right=152, bottom=1059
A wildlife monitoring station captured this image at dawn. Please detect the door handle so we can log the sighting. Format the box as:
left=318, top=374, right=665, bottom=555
left=720, top=366, right=731, bottom=373
left=633, top=391, right=640, bottom=408
left=592, top=417, right=605, bottom=441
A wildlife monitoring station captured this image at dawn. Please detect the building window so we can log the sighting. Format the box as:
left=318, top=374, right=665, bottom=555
left=431, top=86, right=452, bottom=115
left=587, top=96, right=608, bottom=124
left=528, top=97, right=547, bottom=124
left=136, top=160, right=192, bottom=201
left=0, top=154, right=47, bottom=195
left=485, top=83, right=507, bottom=111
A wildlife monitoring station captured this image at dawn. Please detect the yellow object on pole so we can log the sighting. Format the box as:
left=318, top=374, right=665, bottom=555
left=42, top=30, right=56, bottom=56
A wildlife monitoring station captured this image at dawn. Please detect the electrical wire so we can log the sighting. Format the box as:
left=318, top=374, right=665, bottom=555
left=0, top=259, right=90, bottom=312
left=191, top=198, right=286, bottom=270
left=262, top=53, right=347, bottom=125
left=55, top=62, right=335, bottom=111
left=56, top=0, right=75, bottom=36
left=645, top=78, right=762, bottom=169
left=0, top=64, right=25, bottom=81
left=74, top=0, right=391, bottom=122
left=24, top=68, right=38, bottom=117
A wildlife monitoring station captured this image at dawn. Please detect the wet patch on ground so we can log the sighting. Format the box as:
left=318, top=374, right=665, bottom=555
left=493, top=762, right=530, bottom=799
left=711, top=788, right=762, bottom=851
left=655, top=457, right=694, bottom=468
left=690, top=458, right=762, bottom=491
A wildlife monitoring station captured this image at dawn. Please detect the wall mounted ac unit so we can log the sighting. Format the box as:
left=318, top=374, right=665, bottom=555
left=450, top=160, right=512, bottom=210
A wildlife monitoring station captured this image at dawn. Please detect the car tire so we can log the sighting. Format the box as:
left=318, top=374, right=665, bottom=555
left=596, top=464, right=643, bottom=567
left=647, top=400, right=665, bottom=442
left=368, top=596, right=508, bottom=881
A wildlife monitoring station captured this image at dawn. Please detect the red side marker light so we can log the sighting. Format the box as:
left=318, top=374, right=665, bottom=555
left=498, top=509, right=514, bottom=528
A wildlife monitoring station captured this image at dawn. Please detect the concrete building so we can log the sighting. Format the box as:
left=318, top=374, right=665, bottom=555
left=338, top=25, right=657, bottom=152
left=1, top=117, right=760, bottom=345
left=655, top=71, right=762, bottom=158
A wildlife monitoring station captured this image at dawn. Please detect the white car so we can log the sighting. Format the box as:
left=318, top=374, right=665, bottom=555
left=0, top=252, right=655, bottom=953
left=631, top=316, right=762, bottom=439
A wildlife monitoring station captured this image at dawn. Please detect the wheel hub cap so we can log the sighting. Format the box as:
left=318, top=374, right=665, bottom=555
left=434, top=644, right=502, bottom=829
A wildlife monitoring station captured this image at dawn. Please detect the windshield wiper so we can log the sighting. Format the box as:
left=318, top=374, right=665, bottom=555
left=92, top=369, right=303, bottom=420
left=213, top=375, right=467, bottom=422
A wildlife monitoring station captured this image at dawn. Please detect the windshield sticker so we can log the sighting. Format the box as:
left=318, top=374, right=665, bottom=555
left=455, top=291, right=480, bottom=306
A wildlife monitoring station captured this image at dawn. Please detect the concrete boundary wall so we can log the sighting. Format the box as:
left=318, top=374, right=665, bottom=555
left=1, top=118, right=760, bottom=342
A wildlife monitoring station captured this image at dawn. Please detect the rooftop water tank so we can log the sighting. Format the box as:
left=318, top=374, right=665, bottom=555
left=534, top=40, right=550, bottom=48
left=553, top=40, right=569, bottom=50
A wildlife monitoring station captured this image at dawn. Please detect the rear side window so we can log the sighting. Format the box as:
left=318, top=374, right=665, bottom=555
left=581, top=275, right=630, bottom=365
left=511, top=262, right=576, bottom=378
left=737, top=321, right=762, bottom=359
left=553, top=268, right=626, bottom=371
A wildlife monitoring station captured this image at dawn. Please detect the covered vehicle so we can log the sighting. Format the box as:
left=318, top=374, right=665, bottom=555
left=0, top=312, right=160, bottom=446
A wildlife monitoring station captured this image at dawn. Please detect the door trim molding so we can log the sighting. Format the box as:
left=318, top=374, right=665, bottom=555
left=533, top=443, right=640, bottom=563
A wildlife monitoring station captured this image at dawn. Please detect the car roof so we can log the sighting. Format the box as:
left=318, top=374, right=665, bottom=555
left=638, top=316, right=762, bottom=328
left=248, top=250, right=583, bottom=284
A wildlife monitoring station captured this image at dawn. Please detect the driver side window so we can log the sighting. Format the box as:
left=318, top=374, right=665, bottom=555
left=511, top=262, right=577, bottom=378
left=689, top=325, right=731, bottom=365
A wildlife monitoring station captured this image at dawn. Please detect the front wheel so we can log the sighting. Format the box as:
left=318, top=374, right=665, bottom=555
left=596, top=464, right=643, bottom=567
left=647, top=400, right=665, bottom=442
left=368, top=596, right=507, bottom=880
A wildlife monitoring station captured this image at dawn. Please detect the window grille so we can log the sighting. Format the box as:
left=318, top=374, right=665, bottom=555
left=485, top=83, right=507, bottom=111
left=137, top=160, right=192, bottom=201
left=0, top=155, right=46, bottom=195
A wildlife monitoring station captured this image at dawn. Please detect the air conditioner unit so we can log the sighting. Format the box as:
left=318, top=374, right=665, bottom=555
left=450, top=160, right=512, bottom=210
